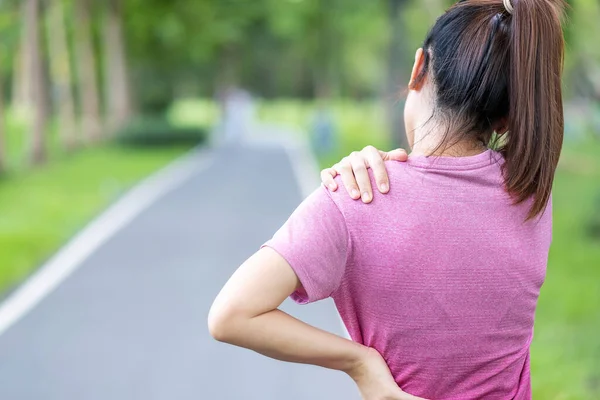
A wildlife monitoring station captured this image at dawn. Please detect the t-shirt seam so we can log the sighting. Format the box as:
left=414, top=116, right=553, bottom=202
left=406, top=151, right=504, bottom=171
left=407, top=160, right=500, bottom=171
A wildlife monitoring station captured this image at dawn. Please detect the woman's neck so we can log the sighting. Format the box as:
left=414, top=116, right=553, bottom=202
left=410, top=122, right=487, bottom=158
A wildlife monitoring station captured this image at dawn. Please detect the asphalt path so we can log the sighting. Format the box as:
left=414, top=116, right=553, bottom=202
left=0, top=142, right=359, bottom=400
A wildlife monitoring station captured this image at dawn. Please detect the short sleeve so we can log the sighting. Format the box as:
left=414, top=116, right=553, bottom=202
left=261, top=185, right=349, bottom=304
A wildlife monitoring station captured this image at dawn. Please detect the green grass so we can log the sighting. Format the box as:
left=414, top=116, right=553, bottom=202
left=531, top=141, right=600, bottom=399
left=0, top=145, right=192, bottom=294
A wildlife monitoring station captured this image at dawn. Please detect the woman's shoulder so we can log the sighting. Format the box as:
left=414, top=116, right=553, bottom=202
left=325, top=160, right=415, bottom=213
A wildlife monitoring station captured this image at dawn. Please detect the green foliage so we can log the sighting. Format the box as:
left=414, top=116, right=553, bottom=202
left=3, top=0, right=598, bottom=113
left=3, top=0, right=600, bottom=109
left=122, top=0, right=391, bottom=104
left=115, top=115, right=209, bottom=147
left=0, top=0, right=20, bottom=76
left=563, top=0, right=600, bottom=97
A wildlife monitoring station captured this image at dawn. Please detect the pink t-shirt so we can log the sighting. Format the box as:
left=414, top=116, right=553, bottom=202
left=263, top=149, right=551, bottom=400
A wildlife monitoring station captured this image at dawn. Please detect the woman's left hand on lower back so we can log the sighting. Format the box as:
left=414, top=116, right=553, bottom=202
left=320, top=146, right=408, bottom=204
left=347, top=347, right=429, bottom=400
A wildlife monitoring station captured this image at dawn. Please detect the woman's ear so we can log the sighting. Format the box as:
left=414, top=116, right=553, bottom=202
left=408, top=48, right=426, bottom=91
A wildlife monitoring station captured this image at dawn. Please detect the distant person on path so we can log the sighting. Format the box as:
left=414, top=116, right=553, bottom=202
left=209, top=1, right=565, bottom=399
left=218, top=86, right=255, bottom=143
left=310, top=105, right=337, bottom=156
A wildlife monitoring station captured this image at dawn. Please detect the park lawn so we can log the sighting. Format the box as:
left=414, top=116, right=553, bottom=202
left=531, top=140, right=600, bottom=399
left=0, top=145, right=192, bottom=295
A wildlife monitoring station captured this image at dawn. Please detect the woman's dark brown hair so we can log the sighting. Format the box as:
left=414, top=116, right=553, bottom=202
left=414, top=0, right=566, bottom=220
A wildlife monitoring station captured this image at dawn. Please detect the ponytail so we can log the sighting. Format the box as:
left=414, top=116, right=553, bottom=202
left=418, top=0, right=566, bottom=220
left=504, top=0, right=565, bottom=220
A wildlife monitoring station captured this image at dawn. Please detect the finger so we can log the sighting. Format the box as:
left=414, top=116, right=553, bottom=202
left=337, top=158, right=361, bottom=200
left=349, top=152, right=373, bottom=203
left=366, top=147, right=390, bottom=194
left=380, top=148, right=408, bottom=162
left=320, top=168, right=338, bottom=191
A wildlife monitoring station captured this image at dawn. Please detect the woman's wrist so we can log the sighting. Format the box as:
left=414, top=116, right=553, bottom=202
left=342, top=342, right=372, bottom=380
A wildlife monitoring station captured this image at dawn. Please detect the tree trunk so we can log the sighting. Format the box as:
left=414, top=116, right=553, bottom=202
left=386, top=0, right=409, bottom=149
left=46, top=0, right=78, bottom=151
left=312, top=0, right=336, bottom=100
left=12, top=43, right=31, bottom=112
left=24, top=0, right=48, bottom=165
left=104, top=0, right=132, bottom=134
left=74, top=0, right=102, bottom=143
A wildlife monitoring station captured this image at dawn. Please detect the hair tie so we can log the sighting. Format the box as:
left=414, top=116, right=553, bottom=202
left=503, top=0, right=514, bottom=14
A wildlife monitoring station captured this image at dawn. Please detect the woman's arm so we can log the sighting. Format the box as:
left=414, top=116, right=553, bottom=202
left=208, top=247, right=428, bottom=400
left=208, top=247, right=427, bottom=400
left=321, top=146, right=408, bottom=203
left=208, top=247, right=365, bottom=371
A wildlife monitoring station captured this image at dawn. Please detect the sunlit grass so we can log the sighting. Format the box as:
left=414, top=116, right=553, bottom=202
left=531, top=140, right=600, bottom=399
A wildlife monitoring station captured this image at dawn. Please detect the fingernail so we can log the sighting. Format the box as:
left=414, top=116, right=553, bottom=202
left=351, top=189, right=360, bottom=198
left=328, top=183, right=337, bottom=191
left=362, top=192, right=371, bottom=202
left=380, top=183, right=389, bottom=192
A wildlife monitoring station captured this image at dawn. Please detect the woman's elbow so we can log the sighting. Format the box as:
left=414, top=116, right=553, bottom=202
left=207, top=304, right=240, bottom=343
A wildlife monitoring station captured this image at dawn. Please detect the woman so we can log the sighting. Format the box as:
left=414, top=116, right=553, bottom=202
left=208, top=0, right=565, bottom=398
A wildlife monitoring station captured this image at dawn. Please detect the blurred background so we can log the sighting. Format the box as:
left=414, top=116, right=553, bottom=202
left=0, top=0, right=598, bottom=399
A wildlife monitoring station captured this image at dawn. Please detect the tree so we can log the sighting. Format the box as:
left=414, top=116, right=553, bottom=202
left=23, top=0, right=48, bottom=165
left=74, top=0, right=102, bottom=143
left=12, top=38, right=30, bottom=112
left=309, top=0, right=339, bottom=99
left=565, top=0, right=600, bottom=99
left=46, top=0, right=78, bottom=151
left=103, top=0, right=132, bottom=133
left=387, top=0, right=410, bottom=148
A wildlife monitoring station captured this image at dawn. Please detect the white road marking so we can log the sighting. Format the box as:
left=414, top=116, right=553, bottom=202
left=0, top=126, right=351, bottom=341
left=0, top=147, right=213, bottom=338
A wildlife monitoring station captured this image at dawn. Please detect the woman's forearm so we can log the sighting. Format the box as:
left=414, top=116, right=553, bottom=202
left=210, top=308, right=367, bottom=375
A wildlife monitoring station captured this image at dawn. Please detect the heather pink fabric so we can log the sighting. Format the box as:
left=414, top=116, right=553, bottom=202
left=263, top=149, right=552, bottom=400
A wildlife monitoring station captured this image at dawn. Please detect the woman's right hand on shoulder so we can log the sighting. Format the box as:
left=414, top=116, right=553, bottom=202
left=320, top=146, right=408, bottom=203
